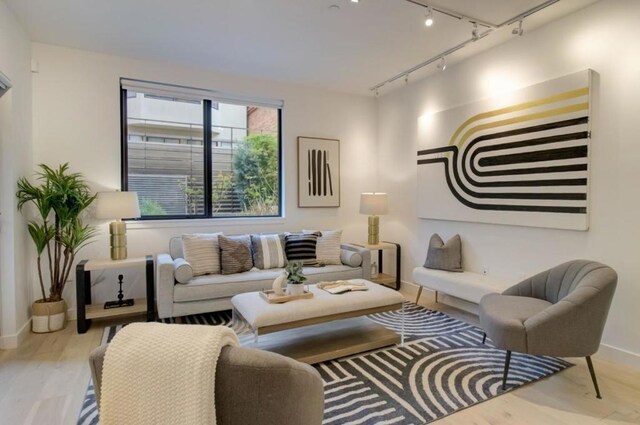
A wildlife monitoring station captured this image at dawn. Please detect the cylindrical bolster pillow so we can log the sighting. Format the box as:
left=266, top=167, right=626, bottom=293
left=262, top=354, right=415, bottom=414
left=174, top=258, right=194, bottom=284
left=341, top=250, right=363, bottom=267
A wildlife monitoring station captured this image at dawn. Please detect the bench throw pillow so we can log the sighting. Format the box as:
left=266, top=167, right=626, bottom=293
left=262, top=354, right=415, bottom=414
left=251, top=234, right=287, bottom=269
left=219, top=235, right=254, bottom=275
left=285, top=232, right=320, bottom=266
left=424, top=233, right=463, bottom=272
left=303, top=229, right=342, bottom=265
left=181, top=233, right=223, bottom=276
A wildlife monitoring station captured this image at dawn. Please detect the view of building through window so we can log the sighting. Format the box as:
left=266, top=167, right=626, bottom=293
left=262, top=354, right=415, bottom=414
left=125, top=91, right=280, bottom=218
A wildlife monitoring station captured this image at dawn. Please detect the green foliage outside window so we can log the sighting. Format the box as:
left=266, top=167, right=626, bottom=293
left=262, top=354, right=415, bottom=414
left=233, top=133, right=279, bottom=215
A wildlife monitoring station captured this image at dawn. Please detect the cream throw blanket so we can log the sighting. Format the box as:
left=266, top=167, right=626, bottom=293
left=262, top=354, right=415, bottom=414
left=100, top=322, right=239, bottom=425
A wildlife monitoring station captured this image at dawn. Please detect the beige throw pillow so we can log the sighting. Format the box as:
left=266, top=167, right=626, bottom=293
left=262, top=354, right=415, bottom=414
left=303, top=229, right=342, bottom=265
left=181, top=233, right=222, bottom=276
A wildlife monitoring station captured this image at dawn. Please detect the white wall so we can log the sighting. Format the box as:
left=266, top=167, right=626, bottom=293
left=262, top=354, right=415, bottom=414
left=377, top=0, right=640, bottom=367
left=30, top=43, right=378, bottom=310
left=0, top=0, right=33, bottom=349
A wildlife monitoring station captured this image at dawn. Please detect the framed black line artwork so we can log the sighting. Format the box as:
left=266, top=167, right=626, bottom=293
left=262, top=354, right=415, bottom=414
left=417, top=69, right=593, bottom=230
left=298, top=136, right=340, bottom=208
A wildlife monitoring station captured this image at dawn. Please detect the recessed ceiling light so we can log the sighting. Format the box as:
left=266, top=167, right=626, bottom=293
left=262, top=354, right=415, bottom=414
left=350, top=0, right=360, bottom=3
left=329, top=4, right=340, bottom=11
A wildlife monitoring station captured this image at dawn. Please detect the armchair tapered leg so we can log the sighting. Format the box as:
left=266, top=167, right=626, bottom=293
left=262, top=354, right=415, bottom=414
left=502, top=351, right=511, bottom=390
left=415, top=286, right=423, bottom=304
left=586, top=356, right=602, bottom=399
left=482, top=333, right=486, bottom=344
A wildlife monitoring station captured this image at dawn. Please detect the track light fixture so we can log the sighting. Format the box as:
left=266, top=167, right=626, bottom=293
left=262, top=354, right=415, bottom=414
left=375, top=88, right=379, bottom=97
left=437, top=56, right=446, bottom=71
left=512, top=20, right=524, bottom=36
left=404, top=74, right=409, bottom=85
left=471, top=22, right=479, bottom=41
left=424, top=6, right=434, bottom=27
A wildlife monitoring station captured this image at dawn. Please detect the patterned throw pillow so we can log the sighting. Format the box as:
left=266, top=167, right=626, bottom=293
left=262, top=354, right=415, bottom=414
left=284, top=233, right=320, bottom=266
left=219, top=235, right=254, bottom=275
left=423, top=233, right=463, bottom=272
left=251, top=234, right=287, bottom=270
left=181, top=233, right=222, bottom=276
left=303, top=229, right=342, bottom=265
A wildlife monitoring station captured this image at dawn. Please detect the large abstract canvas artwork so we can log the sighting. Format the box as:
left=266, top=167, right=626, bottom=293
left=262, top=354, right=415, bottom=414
left=298, top=137, right=340, bottom=207
left=417, top=70, right=593, bottom=230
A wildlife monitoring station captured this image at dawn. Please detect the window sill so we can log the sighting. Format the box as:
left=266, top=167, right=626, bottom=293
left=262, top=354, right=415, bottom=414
left=126, top=216, right=286, bottom=230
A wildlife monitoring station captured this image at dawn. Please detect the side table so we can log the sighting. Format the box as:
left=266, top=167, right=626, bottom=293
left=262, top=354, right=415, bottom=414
left=75, top=255, right=155, bottom=334
left=355, top=241, right=401, bottom=290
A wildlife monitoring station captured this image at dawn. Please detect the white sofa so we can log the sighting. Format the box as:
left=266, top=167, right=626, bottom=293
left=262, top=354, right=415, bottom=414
left=156, top=236, right=372, bottom=319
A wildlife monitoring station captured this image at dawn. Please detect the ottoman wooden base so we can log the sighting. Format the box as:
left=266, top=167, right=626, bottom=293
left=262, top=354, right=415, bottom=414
left=246, top=316, right=400, bottom=364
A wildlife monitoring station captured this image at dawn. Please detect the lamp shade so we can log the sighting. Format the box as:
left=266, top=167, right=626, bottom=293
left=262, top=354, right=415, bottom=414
left=95, top=191, right=141, bottom=219
left=360, top=193, right=388, bottom=215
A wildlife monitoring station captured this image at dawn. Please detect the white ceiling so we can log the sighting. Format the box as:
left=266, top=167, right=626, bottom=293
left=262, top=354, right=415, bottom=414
left=5, top=0, right=598, bottom=94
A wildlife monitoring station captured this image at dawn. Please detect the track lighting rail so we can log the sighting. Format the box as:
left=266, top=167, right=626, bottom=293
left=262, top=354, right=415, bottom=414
left=369, top=0, right=559, bottom=93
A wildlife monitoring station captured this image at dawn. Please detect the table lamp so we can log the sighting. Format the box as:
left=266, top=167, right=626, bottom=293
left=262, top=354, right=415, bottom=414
left=95, top=191, right=141, bottom=260
left=360, top=193, right=388, bottom=245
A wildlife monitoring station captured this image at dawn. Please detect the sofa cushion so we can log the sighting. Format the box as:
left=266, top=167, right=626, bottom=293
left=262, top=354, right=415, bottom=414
left=219, top=235, right=253, bottom=275
left=174, top=265, right=362, bottom=303
left=173, top=258, right=193, bottom=284
left=304, top=229, right=342, bottom=265
left=182, top=233, right=222, bottom=276
left=285, top=233, right=319, bottom=266
left=251, top=234, right=287, bottom=269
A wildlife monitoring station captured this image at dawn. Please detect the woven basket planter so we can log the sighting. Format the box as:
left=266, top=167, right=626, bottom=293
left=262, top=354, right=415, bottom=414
left=32, top=299, right=67, bottom=333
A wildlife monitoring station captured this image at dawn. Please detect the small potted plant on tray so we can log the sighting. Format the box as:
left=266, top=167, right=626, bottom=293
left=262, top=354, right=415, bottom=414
left=285, top=261, right=307, bottom=296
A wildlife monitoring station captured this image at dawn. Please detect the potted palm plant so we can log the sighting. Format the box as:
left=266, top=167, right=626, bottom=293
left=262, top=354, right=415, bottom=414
left=285, top=261, right=307, bottom=296
left=16, top=163, right=97, bottom=333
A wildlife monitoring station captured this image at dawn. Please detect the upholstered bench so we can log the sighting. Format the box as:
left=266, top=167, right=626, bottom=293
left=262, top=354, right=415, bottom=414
left=412, top=266, right=511, bottom=304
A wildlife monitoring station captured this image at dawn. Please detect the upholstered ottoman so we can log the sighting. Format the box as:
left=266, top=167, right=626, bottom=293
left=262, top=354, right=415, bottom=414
left=231, top=279, right=405, bottom=363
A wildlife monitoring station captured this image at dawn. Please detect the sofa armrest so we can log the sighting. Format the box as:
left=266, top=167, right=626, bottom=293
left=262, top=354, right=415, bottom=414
left=216, top=346, right=324, bottom=425
left=88, top=344, right=325, bottom=425
left=341, top=243, right=371, bottom=279
left=89, top=344, right=108, bottom=409
left=156, top=253, right=176, bottom=319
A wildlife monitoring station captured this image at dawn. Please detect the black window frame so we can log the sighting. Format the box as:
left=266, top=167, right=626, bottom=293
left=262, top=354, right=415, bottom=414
left=120, top=87, right=283, bottom=221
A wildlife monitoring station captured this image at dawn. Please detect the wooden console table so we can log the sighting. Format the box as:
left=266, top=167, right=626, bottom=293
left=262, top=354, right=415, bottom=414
left=75, top=256, right=155, bottom=334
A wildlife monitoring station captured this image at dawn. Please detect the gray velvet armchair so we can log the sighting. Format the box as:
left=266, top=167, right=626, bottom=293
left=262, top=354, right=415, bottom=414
left=479, top=260, right=617, bottom=398
left=89, top=344, right=325, bottom=425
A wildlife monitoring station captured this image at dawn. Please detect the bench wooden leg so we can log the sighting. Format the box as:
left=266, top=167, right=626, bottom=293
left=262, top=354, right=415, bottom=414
left=415, top=286, right=423, bottom=304
left=435, top=290, right=438, bottom=303
left=174, top=316, right=183, bottom=324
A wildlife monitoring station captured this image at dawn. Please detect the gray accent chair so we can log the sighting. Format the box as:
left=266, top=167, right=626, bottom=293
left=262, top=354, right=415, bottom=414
left=479, top=260, right=617, bottom=398
left=89, top=344, right=325, bottom=425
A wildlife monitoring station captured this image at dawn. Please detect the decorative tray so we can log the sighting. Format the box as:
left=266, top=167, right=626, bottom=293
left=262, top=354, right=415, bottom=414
left=260, top=289, right=314, bottom=304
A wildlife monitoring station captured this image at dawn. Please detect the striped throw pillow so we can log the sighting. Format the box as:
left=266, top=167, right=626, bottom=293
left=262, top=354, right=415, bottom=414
left=181, top=233, right=222, bottom=276
left=219, top=235, right=254, bottom=275
left=251, top=234, right=287, bottom=270
left=304, top=229, right=342, bottom=265
left=285, top=233, right=320, bottom=266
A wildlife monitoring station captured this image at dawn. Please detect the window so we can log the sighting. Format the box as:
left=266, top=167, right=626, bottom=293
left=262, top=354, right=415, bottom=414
left=121, top=80, right=282, bottom=219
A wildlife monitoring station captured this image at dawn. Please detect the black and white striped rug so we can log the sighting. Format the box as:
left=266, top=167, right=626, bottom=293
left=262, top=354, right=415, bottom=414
left=78, top=303, right=571, bottom=425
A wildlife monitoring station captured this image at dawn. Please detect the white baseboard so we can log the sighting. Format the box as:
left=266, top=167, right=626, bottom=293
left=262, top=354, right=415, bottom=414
left=0, top=318, right=32, bottom=349
left=596, top=343, right=640, bottom=371
left=67, top=307, right=77, bottom=321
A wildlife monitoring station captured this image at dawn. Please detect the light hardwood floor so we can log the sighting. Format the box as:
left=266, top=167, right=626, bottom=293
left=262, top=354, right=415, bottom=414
left=1, top=285, right=639, bottom=425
